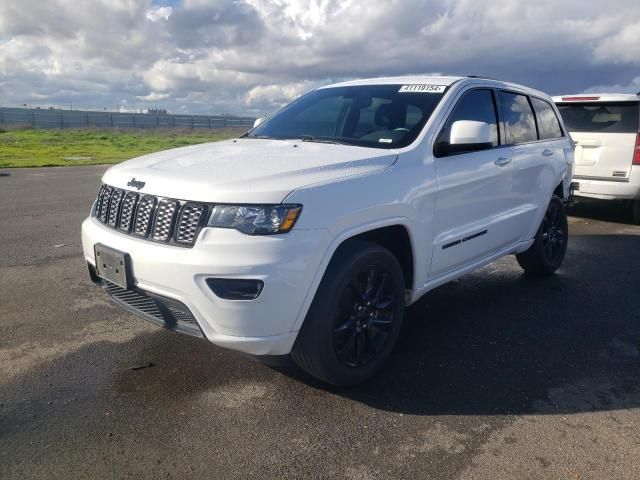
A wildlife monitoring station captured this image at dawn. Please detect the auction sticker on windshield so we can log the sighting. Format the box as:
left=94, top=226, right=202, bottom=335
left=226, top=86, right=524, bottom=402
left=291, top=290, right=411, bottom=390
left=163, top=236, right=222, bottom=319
left=398, top=84, right=446, bottom=93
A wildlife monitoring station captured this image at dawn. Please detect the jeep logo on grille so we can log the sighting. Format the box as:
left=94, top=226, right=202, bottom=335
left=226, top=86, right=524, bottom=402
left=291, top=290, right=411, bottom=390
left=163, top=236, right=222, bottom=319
left=127, top=178, right=146, bottom=190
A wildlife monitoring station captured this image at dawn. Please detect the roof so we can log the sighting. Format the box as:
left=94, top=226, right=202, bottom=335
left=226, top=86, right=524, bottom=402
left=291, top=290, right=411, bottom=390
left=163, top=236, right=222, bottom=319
left=321, top=75, right=464, bottom=89
left=552, top=93, right=640, bottom=103
left=319, top=75, right=552, bottom=99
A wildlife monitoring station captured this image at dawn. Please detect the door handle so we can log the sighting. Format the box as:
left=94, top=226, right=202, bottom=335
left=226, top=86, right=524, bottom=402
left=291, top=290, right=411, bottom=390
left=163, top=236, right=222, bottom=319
left=495, top=157, right=512, bottom=166
left=542, top=149, right=555, bottom=156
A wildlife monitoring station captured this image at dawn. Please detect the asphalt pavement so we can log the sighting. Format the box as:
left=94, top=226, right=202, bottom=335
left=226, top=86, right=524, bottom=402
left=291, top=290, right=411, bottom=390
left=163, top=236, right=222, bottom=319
left=1, top=166, right=639, bottom=479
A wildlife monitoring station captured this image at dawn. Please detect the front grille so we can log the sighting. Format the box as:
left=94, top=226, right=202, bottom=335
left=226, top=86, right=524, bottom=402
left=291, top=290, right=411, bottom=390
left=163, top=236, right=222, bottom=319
left=107, top=188, right=124, bottom=227
left=103, top=280, right=203, bottom=338
left=176, top=204, right=206, bottom=245
left=133, top=195, right=156, bottom=237
left=151, top=199, right=178, bottom=241
left=118, top=192, right=138, bottom=233
left=97, top=185, right=113, bottom=223
left=93, top=184, right=209, bottom=247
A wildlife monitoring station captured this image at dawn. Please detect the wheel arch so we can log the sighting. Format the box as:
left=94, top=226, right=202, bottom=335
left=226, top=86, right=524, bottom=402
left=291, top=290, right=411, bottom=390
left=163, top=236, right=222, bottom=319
left=290, top=219, right=417, bottom=333
left=348, top=225, right=414, bottom=291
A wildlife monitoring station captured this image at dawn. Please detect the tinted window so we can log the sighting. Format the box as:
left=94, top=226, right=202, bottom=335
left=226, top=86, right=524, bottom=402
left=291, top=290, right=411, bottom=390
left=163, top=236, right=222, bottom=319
left=556, top=102, right=639, bottom=133
left=350, top=97, right=392, bottom=137
left=406, top=105, right=424, bottom=129
left=440, top=89, right=499, bottom=148
left=531, top=97, right=563, bottom=139
left=500, top=92, right=538, bottom=144
left=247, top=85, right=446, bottom=149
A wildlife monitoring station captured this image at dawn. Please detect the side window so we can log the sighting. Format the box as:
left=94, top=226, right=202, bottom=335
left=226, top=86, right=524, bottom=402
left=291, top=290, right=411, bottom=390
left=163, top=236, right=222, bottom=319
left=531, top=97, right=563, bottom=139
left=499, top=92, right=538, bottom=144
left=440, top=89, right=499, bottom=148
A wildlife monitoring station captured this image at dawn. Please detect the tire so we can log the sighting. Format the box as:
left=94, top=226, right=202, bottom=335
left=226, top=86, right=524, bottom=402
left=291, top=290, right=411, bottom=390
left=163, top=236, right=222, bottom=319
left=291, top=240, right=405, bottom=386
left=516, top=195, right=568, bottom=275
left=632, top=200, right=640, bottom=225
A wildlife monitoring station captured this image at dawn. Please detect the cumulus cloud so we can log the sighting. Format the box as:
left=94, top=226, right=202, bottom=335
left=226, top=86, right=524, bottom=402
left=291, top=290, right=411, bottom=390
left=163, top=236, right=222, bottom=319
left=146, top=6, right=173, bottom=22
left=0, top=0, right=639, bottom=115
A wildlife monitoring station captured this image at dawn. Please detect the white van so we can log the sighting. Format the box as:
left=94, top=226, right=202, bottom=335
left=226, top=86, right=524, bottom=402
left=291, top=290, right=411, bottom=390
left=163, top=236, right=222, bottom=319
left=553, top=94, right=640, bottom=223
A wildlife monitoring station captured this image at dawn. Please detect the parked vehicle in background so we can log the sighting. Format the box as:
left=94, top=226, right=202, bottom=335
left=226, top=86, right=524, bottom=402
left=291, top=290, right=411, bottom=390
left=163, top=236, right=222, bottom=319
left=82, top=76, right=574, bottom=386
left=553, top=94, right=640, bottom=224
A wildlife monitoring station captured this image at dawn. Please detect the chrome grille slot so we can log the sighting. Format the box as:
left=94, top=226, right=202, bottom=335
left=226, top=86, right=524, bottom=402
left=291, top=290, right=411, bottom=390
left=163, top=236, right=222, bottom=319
left=92, top=184, right=210, bottom=247
left=98, top=185, right=113, bottom=223
left=134, top=195, right=157, bottom=237
left=176, top=204, right=206, bottom=245
left=107, top=188, right=124, bottom=227
left=95, top=185, right=108, bottom=218
left=118, top=192, right=139, bottom=232
left=152, top=199, right=178, bottom=241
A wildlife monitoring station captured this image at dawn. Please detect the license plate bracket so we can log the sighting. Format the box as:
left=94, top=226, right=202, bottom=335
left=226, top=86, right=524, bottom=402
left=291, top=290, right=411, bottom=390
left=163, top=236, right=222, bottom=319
left=94, top=244, right=132, bottom=289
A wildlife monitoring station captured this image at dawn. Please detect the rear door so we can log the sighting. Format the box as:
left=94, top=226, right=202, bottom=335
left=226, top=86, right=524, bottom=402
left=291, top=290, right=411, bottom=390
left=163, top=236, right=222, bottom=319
left=497, top=91, right=552, bottom=238
left=555, top=101, right=639, bottom=181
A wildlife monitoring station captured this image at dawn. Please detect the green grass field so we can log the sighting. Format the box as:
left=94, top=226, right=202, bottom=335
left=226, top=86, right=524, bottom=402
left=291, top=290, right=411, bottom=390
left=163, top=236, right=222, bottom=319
left=0, top=127, right=245, bottom=168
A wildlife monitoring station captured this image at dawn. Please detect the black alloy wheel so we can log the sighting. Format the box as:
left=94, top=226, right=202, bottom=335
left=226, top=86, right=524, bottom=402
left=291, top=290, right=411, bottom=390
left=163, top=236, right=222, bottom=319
left=332, top=266, right=398, bottom=368
left=291, top=240, right=405, bottom=386
left=516, top=195, right=568, bottom=275
left=541, top=198, right=567, bottom=265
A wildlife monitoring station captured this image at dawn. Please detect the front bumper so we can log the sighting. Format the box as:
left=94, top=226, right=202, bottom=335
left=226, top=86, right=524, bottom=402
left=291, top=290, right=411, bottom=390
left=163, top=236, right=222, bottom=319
left=82, top=216, right=332, bottom=355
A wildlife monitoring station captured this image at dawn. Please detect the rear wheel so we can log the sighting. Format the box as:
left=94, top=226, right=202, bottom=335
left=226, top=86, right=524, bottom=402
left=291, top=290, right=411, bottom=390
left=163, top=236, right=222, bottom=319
left=292, top=240, right=405, bottom=386
left=516, top=195, right=568, bottom=275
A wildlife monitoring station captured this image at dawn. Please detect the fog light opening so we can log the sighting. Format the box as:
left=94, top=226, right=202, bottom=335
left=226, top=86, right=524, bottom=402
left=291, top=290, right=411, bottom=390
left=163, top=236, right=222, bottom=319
left=206, top=278, right=264, bottom=300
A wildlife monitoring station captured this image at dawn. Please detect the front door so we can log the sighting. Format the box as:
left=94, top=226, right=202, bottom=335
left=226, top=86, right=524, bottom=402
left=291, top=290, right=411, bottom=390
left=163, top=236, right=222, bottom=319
left=430, top=88, right=516, bottom=278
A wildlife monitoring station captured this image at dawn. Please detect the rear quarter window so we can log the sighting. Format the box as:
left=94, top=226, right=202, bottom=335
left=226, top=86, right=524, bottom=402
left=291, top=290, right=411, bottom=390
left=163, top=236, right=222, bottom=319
left=499, top=91, right=538, bottom=144
left=531, top=97, right=564, bottom=139
left=556, top=102, right=639, bottom=133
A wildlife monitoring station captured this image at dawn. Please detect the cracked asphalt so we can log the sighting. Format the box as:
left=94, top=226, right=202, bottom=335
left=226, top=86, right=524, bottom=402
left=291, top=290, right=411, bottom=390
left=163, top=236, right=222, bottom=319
left=1, top=166, right=639, bottom=479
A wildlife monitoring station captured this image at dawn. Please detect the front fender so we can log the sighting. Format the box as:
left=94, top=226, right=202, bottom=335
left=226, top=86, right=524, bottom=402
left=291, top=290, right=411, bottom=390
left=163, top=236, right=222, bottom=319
left=285, top=159, right=437, bottom=331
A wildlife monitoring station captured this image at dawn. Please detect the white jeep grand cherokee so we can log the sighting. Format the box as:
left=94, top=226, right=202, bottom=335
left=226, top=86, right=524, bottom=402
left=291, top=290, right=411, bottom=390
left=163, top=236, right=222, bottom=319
left=82, top=75, right=574, bottom=386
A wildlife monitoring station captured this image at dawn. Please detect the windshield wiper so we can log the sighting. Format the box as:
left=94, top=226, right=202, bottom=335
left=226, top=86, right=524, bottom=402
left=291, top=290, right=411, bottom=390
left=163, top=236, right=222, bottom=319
left=298, top=135, right=352, bottom=145
left=244, top=134, right=281, bottom=140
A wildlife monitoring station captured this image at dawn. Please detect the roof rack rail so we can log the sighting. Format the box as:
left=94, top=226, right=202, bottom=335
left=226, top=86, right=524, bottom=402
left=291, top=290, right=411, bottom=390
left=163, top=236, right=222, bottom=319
left=467, top=75, right=500, bottom=81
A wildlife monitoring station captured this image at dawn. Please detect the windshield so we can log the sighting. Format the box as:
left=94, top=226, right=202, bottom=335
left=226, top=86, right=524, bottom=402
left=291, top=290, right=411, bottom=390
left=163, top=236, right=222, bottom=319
left=245, top=84, right=448, bottom=149
left=556, top=102, right=639, bottom=133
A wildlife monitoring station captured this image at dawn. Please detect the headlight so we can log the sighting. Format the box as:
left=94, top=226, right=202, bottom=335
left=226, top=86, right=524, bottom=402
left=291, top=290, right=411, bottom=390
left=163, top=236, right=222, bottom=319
left=207, top=204, right=302, bottom=235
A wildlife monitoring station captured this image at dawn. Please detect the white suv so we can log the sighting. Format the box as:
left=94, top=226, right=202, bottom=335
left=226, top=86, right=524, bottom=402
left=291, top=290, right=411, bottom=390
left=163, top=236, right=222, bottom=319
left=553, top=94, right=640, bottom=223
left=82, top=76, right=574, bottom=385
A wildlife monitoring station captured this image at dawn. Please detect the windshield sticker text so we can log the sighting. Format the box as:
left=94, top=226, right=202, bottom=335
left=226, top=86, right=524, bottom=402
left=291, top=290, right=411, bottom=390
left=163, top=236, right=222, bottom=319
left=398, top=84, right=446, bottom=93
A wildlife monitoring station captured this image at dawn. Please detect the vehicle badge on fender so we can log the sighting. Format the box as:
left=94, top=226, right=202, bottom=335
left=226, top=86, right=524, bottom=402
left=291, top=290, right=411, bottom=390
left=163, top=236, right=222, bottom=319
left=127, top=178, right=146, bottom=190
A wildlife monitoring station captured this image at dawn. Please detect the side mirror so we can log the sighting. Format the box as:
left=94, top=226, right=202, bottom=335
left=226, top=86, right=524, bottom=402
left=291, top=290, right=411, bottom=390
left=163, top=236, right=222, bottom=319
left=253, top=116, right=265, bottom=128
left=436, top=120, right=494, bottom=156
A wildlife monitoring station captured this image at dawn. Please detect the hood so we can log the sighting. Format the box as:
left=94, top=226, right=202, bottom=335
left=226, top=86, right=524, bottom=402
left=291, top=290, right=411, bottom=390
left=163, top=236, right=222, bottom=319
left=102, top=138, right=398, bottom=204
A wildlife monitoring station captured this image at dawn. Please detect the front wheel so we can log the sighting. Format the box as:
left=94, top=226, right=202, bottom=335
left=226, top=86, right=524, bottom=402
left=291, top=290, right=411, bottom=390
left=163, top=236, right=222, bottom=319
left=291, top=240, right=405, bottom=386
left=516, top=195, right=568, bottom=275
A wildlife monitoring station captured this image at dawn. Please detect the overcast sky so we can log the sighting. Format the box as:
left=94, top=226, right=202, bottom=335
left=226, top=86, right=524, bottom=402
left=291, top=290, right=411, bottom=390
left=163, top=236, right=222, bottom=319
left=0, top=0, right=639, bottom=116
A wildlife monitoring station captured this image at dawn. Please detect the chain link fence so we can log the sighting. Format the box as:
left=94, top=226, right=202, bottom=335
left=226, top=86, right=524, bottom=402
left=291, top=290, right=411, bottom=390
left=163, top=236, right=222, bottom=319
left=0, top=107, right=255, bottom=130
